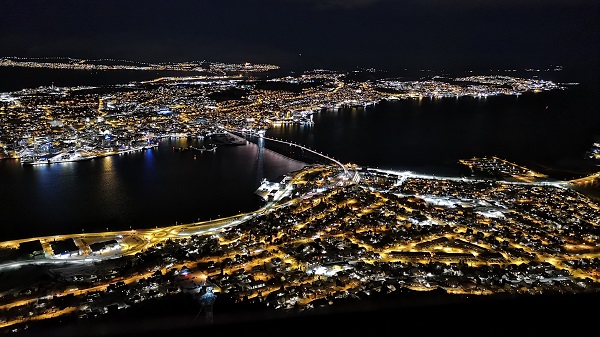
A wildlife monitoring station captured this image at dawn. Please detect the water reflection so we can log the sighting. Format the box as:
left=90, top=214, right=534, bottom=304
left=0, top=138, right=306, bottom=240
left=98, top=155, right=125, bottom=211
left=142, top=148, right=157, bottom=184
left=256, top=137, right=265, bottom=185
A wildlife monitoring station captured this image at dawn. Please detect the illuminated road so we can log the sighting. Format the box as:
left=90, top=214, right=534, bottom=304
left=0, top=164, right=574, bottom=272
left=0, top=174, right=301, bottom=269
left=0, top=163, right=598, bottom=331
left=367, top=167, right=571, bottom=190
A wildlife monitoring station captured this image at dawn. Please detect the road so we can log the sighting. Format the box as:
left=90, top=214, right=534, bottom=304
left=0, top=174, right=300, bottom=269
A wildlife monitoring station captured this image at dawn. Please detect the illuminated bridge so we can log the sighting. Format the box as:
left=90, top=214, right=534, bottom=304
left=229, top=129, right=349, bottom=177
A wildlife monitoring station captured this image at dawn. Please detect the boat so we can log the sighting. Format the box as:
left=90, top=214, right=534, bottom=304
left=20, top=157, right=50, bottom=165
left=21, top=151, right=96, bottom=165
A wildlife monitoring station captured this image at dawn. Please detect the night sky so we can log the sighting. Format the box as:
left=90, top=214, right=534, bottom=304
left=1, top=0, right=599, bottom=72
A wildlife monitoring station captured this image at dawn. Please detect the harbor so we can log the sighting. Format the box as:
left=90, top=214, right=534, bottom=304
left=19, top=143, right=159, bottom=165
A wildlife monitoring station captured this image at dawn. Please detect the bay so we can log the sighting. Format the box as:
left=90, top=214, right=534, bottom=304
left=0, top=138, right=307, bottom=241
left=1, top=67, right=599, bottom=241
left=266, top=85, right=600, bottom=178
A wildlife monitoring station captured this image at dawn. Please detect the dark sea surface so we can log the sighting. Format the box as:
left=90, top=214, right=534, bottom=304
left=0, top=138, right=307, bottom=241
left=0, top=67, right=599, bottom=241
left=266, top=84, right=600, bottom=178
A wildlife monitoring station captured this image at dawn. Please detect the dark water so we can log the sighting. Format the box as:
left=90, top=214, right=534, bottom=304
left=1, top=68, right=599, bottom=241
left=0, top=138, right=307, bottom=241
left=0, top=67, right=202, bottom=92
left=266, top=85, right=600, bottom=177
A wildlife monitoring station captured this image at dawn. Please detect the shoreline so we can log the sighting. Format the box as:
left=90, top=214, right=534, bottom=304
left=19, top=144, right=159, bottom=166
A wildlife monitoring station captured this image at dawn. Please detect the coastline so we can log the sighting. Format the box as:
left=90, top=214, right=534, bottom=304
left=19, top=144, right=159, bottom=166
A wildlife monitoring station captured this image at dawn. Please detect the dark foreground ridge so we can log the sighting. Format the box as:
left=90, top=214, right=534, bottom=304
left=15, top=290, right=598, bottom=337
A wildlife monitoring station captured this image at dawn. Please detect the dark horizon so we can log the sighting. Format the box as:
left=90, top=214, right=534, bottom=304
left=2, top=0, right=599, bottom=75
